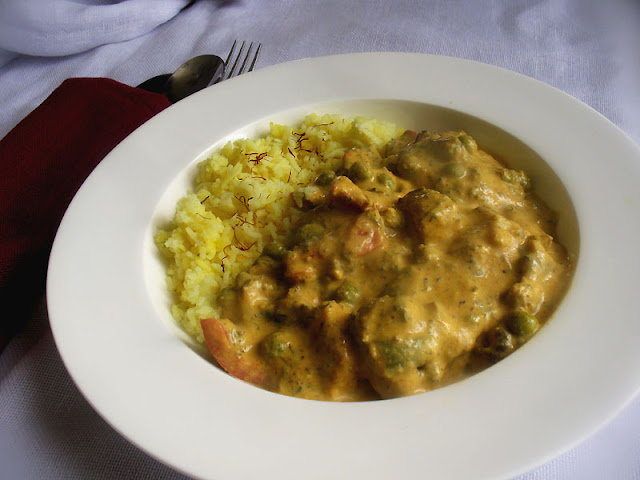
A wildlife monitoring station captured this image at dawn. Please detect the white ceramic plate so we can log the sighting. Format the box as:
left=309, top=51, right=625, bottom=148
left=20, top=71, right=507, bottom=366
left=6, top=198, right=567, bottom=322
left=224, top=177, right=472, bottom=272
left=47, top=53, right=640, bottom=480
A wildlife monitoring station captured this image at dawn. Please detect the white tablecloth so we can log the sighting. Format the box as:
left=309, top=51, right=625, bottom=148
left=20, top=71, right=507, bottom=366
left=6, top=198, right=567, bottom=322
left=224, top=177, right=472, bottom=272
left=1, top=1, right=639, bottom=478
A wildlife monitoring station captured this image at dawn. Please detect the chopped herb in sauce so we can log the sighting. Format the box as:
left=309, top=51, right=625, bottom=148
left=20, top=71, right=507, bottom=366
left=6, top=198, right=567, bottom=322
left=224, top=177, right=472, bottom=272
left=200, top=130, right=573, bottom=401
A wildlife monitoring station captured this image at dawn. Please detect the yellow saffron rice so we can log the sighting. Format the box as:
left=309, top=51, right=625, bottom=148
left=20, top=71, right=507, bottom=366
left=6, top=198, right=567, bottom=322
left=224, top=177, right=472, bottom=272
left=155, top=113, right=400, bottom=343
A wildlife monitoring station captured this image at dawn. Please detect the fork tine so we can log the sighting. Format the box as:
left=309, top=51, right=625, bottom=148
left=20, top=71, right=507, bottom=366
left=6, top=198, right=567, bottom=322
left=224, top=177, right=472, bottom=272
left=224, top=40, right=237, bottom=67
left=237, top=42, right=255, bottom=76
left=247, top=43, right=262, bottom=73
left=222, top=40, right=262, bottom=81
left=225, top=40, right=246, bottom=80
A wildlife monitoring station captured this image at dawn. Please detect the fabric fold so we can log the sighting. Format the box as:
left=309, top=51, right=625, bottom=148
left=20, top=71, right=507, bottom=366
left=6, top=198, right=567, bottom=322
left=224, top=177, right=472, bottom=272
left=0, top=0, right=193, bottom=67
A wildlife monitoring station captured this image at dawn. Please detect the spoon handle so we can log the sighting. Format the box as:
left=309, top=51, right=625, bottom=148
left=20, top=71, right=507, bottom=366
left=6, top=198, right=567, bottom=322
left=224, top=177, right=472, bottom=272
left=137, top=73, right=171, bottom=94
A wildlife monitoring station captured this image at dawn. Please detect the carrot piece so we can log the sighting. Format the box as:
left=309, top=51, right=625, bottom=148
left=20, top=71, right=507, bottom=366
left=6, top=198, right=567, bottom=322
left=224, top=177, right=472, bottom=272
left=346, top=215, right=384, bottom=256
left=200, top=318, right=271, bottom=389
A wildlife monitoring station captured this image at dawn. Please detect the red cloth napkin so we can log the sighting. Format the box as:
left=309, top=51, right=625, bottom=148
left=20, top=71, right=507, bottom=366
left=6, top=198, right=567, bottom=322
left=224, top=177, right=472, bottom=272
left=0, top=78, right=171, bottom=351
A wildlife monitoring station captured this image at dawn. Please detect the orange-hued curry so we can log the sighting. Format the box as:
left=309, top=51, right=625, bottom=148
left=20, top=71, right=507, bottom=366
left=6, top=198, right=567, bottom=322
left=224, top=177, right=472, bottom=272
left=201, top=130, right=573, bottom=401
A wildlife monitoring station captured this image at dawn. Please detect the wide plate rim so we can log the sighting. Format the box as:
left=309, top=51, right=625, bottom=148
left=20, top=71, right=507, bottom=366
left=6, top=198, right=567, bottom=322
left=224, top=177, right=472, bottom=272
left=47, top=52, right=640, bottom=480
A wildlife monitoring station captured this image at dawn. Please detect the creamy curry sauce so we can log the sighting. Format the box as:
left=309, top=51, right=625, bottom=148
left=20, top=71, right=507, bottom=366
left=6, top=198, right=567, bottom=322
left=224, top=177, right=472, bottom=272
left=201, top=130, right=573, bottom=401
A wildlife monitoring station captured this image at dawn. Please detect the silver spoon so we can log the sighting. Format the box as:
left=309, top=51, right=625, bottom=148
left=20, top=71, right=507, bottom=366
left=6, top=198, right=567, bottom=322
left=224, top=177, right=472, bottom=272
left=137, top=54, right=225, bottom=103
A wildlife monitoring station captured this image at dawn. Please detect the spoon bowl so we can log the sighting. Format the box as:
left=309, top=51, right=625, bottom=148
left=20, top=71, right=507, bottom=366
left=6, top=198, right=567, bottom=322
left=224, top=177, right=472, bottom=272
left=137, top=41, right=261, bottom=102
left=165, top=55, right=225, bottom=103
left=137, top=55, right=225, bottom=102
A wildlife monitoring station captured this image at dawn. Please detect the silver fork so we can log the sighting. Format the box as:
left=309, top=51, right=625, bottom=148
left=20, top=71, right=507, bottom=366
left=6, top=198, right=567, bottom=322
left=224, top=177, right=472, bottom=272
left=221, top=40, right=262, bottom=81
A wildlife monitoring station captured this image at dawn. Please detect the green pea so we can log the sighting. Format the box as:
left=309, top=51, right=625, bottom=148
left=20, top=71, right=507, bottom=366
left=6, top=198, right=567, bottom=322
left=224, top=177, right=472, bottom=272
left=348, top=161, right=373, bottom=183
left=377, top=173, right=395, bottom=190
left=375, top=338, right=427, bottom=370
left=459, top=134, right=477, bottom=154
left=296, top=223, right=324, bottom=244
left=444, top=141, right=463, bottom=159
left=382, top=207, right=404, bottom=229
left=335, top=282, right=360, bottom=305
left=261, top=332, right=289, bottom=359
left=315, top=170, right=336, bottom=186
left=263, top=241, right=286, bottom=259
left=376, top=341, right=406, bottom=369
left=442, top=162, right=467, bottom=178
left=500, top=169, right=530, bottom=189
left=506, top=311, right=539, bottom=337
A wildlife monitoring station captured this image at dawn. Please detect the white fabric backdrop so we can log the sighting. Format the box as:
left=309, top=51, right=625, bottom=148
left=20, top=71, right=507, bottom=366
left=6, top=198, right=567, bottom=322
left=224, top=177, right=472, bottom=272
left=1, top=0, right=639, bottom=478
left=0, top=0, right=192, bottom=66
